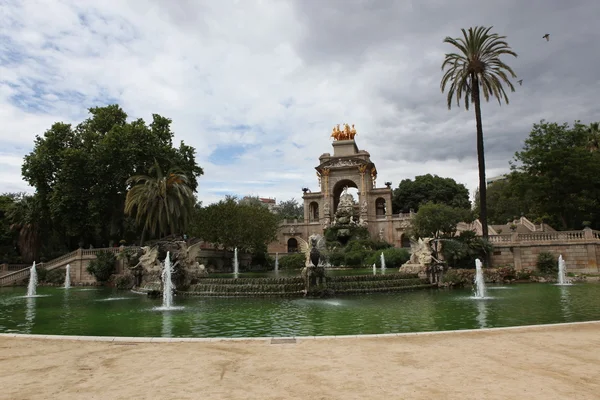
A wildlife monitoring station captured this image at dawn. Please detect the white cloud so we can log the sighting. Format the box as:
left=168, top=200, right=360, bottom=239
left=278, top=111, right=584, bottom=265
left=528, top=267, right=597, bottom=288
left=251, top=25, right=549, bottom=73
left=1, top=0, right=599, bottom=207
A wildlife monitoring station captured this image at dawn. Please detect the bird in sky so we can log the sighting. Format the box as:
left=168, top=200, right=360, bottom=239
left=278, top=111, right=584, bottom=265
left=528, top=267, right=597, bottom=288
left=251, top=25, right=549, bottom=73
left=543, top=34, right=550, bottom=41
left=517, top=79, right=523, bottom=86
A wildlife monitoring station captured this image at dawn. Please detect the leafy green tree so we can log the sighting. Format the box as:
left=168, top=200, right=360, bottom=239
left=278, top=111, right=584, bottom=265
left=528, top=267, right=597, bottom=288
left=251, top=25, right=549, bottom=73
left=472, top=176, right=535, bottom=225
left=510, top=120, right=600, bottom=229
left=0, top=193, right=20, bottom=263
left=125, top=162, right=195, bottom=244
left=20, top=104, right=203, bottom=251
left=441, top=26, right=517, bottom=238
left=411, top=202, right=472, bottom=240
left=586, top=122, right=600, bottom=152
left=277, top=198, right=304, bottom=219
left=5, top=194, right=43, bottom=263
left=392, top=174, right=470, bottom=214
left=189, top=196, right=280, bottom=252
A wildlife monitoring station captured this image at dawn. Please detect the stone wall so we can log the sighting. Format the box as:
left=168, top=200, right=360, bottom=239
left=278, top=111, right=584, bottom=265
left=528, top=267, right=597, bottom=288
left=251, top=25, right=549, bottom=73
left=489, top=228, right=600, bottom=273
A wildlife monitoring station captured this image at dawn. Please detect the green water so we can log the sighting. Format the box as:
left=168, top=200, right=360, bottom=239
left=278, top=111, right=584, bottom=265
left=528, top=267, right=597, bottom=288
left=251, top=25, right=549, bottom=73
left=1, top=283, right=599, bottom=338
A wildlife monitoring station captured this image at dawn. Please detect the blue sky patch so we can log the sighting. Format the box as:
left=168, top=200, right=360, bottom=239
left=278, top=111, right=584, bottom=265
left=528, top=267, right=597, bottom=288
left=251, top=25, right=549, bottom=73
left=208, top=144, right=253, bottom=165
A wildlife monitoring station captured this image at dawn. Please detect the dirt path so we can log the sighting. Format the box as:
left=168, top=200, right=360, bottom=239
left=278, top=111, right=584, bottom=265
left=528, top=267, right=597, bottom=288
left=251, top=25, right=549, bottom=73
left=1, top=323, right=600, bottom=400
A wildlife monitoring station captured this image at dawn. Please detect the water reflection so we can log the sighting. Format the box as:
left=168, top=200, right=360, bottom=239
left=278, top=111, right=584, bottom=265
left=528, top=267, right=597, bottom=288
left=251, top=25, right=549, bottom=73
left=475, top=300, right=488, bottom=329
left=60, top=289, right=72, bottom=331
left=162, top=311, right=173, bottom=337
left=559, top=285, right=572, bottom=319
left=24, top=297, right=35, bottom=333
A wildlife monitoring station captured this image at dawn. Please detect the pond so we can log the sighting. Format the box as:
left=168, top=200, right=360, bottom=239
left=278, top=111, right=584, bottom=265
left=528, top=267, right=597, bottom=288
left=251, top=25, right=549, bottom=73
left=1, top=283, right=599, bottom=338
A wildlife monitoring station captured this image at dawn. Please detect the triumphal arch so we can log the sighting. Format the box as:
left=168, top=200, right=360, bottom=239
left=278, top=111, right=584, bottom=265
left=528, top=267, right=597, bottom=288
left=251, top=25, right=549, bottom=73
left=268, top=124, right=413, bottom=254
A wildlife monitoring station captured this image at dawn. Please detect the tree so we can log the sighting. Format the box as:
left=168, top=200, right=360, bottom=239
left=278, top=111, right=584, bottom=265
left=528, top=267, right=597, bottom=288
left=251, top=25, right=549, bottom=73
left=586, top=122, right=600, bottom=152
left=189, top=196, right=280, bottom=252
left=510, top=120, right=600, bottom=230
left=410, top=202, right=472, bottom=240
left=0, top=193, right=21, bottom=263
left=277, top=198, right=304, bottom=219
left=441, top=26, right=517, bottom=238
left=21, top=104, right=203, bottom=251
left=5, top=194, right=43, bottom=263
left=472, top=176, right=534, bottom=225
left=125, top=162, right=195, bottom=244
left=409, top=202, right=473, bottom=263
left=392, top=174, right=470, bottom=214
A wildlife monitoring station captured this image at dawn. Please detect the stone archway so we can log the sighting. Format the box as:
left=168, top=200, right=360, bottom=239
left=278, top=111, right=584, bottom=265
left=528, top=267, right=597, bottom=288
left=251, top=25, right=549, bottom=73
left=332, top=179, right=359, bottom=214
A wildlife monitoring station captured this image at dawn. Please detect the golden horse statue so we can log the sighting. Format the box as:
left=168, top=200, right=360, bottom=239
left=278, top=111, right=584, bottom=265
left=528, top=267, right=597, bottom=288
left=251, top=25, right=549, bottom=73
left=331, top=123, right=357, bottom=141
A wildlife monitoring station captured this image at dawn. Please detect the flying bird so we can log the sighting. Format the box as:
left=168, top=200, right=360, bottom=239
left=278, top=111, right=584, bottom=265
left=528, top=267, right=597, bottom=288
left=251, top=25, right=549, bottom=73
left=543, top=34, right=550, bottom=41
left=517, top=79, right=523, bottom=86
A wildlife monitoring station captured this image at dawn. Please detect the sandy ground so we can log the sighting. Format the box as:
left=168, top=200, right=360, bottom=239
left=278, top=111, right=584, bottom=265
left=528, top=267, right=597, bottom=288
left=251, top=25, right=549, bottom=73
left=1, top=323, right=600, bottom=400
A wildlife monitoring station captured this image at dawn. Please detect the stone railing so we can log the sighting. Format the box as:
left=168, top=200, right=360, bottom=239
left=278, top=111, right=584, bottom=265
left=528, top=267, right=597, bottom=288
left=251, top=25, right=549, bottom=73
left=0, top=247, right=138, bottom=287
left=392, top=213, right=413, bottom=219
left=488, top=229, right=600, bottom=244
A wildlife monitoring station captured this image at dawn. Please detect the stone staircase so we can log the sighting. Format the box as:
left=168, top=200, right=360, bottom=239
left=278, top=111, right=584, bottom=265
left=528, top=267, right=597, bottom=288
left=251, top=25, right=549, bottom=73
left=0, top=247, right=126, bottom=287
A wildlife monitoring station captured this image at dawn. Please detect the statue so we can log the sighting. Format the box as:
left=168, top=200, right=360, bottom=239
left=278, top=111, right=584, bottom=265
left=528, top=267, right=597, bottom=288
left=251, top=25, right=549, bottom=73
left=360, top=200, right=368, bottom=214
left=297, top=234, right=328, bottom=295
left=331, top=123, right=357, bottom=141
left=399, top=237, right=444, bottom=284
left=378, top=228, right=384, bottom=241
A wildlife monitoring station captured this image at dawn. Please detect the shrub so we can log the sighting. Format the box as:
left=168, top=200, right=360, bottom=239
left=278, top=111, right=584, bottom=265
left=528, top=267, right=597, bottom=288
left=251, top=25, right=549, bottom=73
left=441, top=231, right=492, bottom=269
left=328, top=250, right=345, bottom=266
left=36, top=266, right=48, bottom=282
left=536, top=252, right=557, bottom=275
left=87, top=251, right=117, bottom=282
left=114, top=274, right=135, bottom=290
left=344, top=250, right=369, bottom=267
left=45, top=269, right=66, bottom=285
left=381, top=248, right=410, bottom=268
left=278, top=253, right=306, bottom=270
left=515, top=268, right=534, bottom=280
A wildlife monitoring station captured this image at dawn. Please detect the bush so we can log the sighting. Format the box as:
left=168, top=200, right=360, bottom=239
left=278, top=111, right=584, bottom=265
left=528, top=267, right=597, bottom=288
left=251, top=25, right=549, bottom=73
left=278, top=253, right=306, bottom=270
left=114, top=274, right=135, bottom=290
left=328, top=250, right=345, bottom=267
left=36, top=266, right=48, bottom=282
left=536, top=252, right=557, bottom=275
left=441, top=231, right=492, bottom=269
left=87, top=251, right=117, bottom=282
left=515, top=268, right=534, bottom=280
left=45, top=269, right=66, bottom=285
left=344, top=250, right=369, bottom=267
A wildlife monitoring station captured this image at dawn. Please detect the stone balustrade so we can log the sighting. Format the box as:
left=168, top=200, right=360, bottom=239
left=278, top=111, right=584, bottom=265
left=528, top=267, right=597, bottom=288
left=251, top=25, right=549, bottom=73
left=489, top=228, right=600, bottom=273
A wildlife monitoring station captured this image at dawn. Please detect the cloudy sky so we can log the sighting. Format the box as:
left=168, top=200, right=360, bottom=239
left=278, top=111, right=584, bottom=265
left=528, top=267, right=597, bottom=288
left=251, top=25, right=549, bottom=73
left=1, top=0, right=599, bottom=205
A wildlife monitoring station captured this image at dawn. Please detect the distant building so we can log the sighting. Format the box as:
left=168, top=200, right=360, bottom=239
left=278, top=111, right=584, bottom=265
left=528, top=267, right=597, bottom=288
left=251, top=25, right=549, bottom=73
left=259, top=197, right=277, bottom=212
left=486, top=174, right=508, bottom=186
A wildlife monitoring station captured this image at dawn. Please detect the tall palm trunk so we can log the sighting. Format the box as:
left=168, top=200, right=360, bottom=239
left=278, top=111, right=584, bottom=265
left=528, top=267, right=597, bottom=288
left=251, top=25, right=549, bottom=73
left=472, top=75, right=489, bottom=239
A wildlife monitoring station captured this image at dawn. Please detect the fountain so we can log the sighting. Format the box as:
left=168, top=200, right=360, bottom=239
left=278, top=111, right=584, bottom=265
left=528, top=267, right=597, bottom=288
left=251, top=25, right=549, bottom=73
left=557, top=254, right=572, bottom=285
left=380, top=252, right=386, bottom=272
left=26, top=262, right=38, bottom=297
left=64, top=264, right=71, bottom=289
left=233, top=247, right=239, bottom=276
left=275, top=252, right=279, bottom=272
left=161, top=252, right=175, bottom=309
left=473, top=258, right=487, bottom=299
left=372, top=263, right=377, bottom=275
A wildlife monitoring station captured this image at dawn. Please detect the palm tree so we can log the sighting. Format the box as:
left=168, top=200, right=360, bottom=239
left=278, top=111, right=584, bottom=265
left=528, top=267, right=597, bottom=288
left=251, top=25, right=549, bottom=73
left=441, top=26, right=517, bottom=238
left=585, top=122, right=600, bottom=152
left=125, top=162, right=195, bottom=245
left=7, top=195, right=42, bottom=263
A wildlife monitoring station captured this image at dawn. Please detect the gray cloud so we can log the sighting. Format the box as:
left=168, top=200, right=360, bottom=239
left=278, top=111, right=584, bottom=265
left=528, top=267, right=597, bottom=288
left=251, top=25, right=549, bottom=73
left=290, top=0, right=600, bottom=170
left=2, top=0, right=599, bottom=203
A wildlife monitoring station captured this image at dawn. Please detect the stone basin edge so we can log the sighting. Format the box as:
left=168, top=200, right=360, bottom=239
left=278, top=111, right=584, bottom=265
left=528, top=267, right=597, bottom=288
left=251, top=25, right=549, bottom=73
left=1, top=320, right=599, bottom=343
